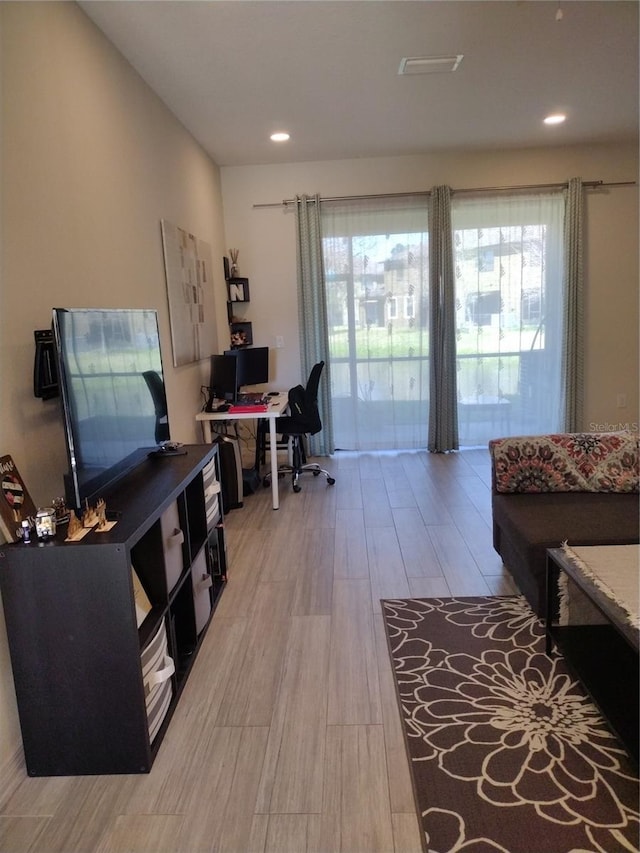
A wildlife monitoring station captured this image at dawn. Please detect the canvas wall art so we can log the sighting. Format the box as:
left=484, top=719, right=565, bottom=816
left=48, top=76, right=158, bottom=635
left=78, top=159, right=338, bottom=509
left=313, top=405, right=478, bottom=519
left=160, top=220, right=219, bottom=366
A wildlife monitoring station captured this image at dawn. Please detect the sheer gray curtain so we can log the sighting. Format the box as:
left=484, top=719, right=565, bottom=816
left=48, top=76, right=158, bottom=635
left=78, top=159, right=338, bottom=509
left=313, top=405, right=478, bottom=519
left=428, top=185, right=459, bottom=452
left=295, top=194, right=334, bottom=454
left=562, top=177, right=584, bottom=431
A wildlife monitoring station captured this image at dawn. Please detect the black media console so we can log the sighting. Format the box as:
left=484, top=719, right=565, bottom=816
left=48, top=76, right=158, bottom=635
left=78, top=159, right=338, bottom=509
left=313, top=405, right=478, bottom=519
left=0, top=444, right=226, bottom=776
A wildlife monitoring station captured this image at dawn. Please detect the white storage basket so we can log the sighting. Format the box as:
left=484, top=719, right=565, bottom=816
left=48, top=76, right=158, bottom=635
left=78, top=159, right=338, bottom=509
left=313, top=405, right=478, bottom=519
left=191, top=549, right=213, bottom=635
left=160, top=501, right=184, bottom=592
left=202, top=458, right=222, bottom=531
left=141, top=621, right=175, bottom=743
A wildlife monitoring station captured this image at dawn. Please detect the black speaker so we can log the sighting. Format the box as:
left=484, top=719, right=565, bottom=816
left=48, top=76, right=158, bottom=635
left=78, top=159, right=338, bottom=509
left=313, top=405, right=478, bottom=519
left=213, top=434, right=243, bottom=512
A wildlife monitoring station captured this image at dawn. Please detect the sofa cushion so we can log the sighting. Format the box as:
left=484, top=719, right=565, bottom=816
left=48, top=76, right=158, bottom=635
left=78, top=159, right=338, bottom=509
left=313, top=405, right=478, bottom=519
left=492, top=492, right=640, bottom=555
left=492, top=491, right=640, bottom=614
left=490, top=432, right=639, bottom=494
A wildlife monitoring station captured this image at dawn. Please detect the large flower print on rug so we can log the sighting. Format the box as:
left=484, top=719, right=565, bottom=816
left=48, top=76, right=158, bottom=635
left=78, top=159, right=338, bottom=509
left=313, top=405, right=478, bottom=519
left=381, top=596, right=639, bottom=853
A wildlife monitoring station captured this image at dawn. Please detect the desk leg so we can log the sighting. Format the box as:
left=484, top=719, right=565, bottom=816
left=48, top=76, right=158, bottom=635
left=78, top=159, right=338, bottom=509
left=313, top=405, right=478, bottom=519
left=201, top=421, right=212, bottom=443
left=269, top=418, right=280, bottom=510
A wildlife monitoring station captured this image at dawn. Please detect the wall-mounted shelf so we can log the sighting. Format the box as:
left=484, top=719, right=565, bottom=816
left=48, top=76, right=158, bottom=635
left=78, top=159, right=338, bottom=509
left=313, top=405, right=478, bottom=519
left=225, top=274, right=252, bottom=346
left=230, top=321, right=253, bottom=347
left=227, top=277, right=250, bottom=302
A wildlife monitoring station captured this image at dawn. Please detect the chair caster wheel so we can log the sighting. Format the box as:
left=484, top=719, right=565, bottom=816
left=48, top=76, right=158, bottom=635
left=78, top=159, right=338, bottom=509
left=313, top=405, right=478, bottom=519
left=313, top=470, right=320, bottom=477
left=327, top=477, right=336, bottom=485
left=262, top=478, right=270, bottom=488
left=293, top=484, right=302, bottom=493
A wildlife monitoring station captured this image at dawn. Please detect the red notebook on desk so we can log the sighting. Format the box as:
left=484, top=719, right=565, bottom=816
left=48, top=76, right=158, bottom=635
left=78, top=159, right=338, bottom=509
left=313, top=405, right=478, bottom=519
left=228, top=403, right=269, bottom=414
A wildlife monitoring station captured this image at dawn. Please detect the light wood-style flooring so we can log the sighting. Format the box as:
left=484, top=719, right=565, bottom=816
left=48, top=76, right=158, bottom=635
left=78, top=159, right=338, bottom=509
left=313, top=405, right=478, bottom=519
left=0, top=449, right=518, bottom=853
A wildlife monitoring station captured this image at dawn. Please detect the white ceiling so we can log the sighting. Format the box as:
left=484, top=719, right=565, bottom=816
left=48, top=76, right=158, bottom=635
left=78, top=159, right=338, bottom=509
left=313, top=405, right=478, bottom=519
left=79, top=0, right=639, bottom=168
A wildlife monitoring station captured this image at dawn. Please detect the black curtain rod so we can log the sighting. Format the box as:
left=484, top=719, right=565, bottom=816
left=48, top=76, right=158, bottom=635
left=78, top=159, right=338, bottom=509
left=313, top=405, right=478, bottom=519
left=252, top=180, right=636, bottom=209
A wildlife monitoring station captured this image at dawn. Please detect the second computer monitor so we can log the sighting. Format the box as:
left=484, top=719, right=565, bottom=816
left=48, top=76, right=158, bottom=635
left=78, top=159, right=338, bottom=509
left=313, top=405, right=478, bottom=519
left=209, top=353, right=238, bottom=402
left=225, top=346, right=269, bottom=389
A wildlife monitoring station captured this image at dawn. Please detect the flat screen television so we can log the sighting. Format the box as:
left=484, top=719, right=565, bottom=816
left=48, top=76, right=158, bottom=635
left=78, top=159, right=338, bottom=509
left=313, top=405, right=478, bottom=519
left=224, top=346, right=269, bottom=388
left=52, top=308, right=170, bottom=511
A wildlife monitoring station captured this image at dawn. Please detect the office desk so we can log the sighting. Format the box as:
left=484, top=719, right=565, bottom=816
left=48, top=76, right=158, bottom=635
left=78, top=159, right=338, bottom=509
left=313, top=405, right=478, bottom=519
left=196, top=392, right=288, bottom=510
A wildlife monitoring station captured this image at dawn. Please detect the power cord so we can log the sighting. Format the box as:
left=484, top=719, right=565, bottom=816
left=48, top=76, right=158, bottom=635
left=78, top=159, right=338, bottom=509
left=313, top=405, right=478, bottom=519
left=200, top=385, right=212, bottom=412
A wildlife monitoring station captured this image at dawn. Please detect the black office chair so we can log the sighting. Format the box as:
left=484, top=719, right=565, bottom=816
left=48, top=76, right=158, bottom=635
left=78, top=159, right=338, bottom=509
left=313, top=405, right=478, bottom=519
left=262, top=361, right=335, bottom=493
left=142, top=370, right=170, bottom=444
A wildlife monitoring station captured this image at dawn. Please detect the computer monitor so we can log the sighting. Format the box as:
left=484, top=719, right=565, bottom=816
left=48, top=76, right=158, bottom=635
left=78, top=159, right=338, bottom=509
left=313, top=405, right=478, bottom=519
left=224, top=346, right=269, bottom=389
left=209, top=354, right=238, bottom=402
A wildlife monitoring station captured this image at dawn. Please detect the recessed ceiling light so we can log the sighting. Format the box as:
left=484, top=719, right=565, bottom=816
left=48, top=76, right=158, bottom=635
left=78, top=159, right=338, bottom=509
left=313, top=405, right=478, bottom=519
left=544, top=114, right=566, bottom=125
left=270, top=132, right=290, bottom=142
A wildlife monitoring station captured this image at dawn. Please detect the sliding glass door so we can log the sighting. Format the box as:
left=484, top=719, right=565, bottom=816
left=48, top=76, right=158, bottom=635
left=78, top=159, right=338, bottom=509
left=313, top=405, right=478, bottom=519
left=319, top=192, right=565, bottom=450
left=321, top=198, right=430, bottom=449
left=452, top=193, right=564, bottom=445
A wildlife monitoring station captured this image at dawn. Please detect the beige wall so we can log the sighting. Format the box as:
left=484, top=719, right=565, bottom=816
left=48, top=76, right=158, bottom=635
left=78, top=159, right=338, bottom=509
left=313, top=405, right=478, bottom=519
left=221, top=145, right=639, bottom=424
left=0, top=2, right=228, bottom=769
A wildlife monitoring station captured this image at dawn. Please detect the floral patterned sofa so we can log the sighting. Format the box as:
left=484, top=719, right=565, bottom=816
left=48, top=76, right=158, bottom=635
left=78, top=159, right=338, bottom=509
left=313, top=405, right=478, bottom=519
left=489, top=432, right=639, bottom=615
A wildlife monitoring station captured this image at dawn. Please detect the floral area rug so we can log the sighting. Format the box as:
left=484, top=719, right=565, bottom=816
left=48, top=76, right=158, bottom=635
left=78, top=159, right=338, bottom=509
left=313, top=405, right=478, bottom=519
left=381, top=596, right=639, bottom=853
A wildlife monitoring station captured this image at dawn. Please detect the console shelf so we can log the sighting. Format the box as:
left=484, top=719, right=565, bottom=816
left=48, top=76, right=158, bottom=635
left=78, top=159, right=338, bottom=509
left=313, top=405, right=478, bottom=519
left=0, top=444, right=227, bottom=776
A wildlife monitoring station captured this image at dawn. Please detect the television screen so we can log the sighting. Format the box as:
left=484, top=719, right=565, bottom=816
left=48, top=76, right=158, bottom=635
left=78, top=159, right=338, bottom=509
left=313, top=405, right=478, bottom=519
left=52, top=308, right=169, bottom=510
left=209, top=354, right=238, bottom=402
left=224, top=346, right=269, bottom=388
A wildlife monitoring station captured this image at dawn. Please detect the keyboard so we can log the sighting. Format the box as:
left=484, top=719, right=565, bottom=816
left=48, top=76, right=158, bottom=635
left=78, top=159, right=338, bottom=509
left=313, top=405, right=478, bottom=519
left=236, top=392, right=268, bottom=404
left=228, top=403, right=268, bottom=414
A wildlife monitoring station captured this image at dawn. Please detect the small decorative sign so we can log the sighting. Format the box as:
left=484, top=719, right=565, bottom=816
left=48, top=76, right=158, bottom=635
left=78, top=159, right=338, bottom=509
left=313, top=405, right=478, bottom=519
left=0, top=455, right=37, bottom=543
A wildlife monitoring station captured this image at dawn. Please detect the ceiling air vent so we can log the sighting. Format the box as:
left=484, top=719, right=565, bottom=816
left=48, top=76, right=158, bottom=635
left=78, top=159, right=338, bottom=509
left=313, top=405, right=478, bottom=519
left=398, top=55, right=464, bottom=75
